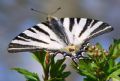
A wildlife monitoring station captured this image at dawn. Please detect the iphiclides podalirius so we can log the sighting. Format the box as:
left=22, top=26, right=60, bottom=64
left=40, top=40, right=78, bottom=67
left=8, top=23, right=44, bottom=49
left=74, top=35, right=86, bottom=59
left=8, top=16, right=113, bottom=59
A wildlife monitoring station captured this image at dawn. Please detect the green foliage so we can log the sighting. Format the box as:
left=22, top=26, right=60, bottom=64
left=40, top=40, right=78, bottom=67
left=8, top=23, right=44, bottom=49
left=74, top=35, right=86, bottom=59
left=72, top=39, right=120, bottom=81
left=12, top=68, right=40, bottom=81
left=50, top=55, right=70, bottom=81
left=32, top=50, right=46, bottom=68
left=12, top=50, right=70, bottom=81
left=11, top=39, right=120, bottom=81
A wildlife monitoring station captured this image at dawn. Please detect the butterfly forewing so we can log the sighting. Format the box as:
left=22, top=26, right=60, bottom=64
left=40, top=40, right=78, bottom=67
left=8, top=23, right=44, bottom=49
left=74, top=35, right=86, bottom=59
left=8, top=22, right=66, bottom=53
left=60, top=18, right=113, bottom=45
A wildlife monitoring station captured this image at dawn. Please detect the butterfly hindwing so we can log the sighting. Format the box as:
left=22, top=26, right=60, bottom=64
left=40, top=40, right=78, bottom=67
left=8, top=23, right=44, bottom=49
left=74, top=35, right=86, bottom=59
left=8, top=22, right=66, bottom=53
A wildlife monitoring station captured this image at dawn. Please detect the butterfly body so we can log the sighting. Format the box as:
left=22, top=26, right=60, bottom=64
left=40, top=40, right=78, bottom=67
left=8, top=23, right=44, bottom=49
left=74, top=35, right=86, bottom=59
left=8, top=16, right=113, bottom=59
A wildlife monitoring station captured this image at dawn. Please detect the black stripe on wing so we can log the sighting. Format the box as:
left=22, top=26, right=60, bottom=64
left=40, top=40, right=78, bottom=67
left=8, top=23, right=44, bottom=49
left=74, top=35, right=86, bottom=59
left=91, top=19, right=99, bottom=27
left=89, top=23, right=113, bottom=38
left=60, top=18, right=81, bottom=32
left=91, top=23, right=110, bottom=34
left=42, top=21, right=52, bottom=29
left=69, top=18, right=74, bottom=31
left=8, top=43, right=41, bottom=53
left=18, top=33, right=49, bottom=44
left=27, top=28, right=36, bottom=33
left=60, top=18, right=64, bottom=24
left=79, top=18, right=92, bottom=37
left=41, top=22, right=61, bottom=43
left=8, top=43, right=59, bottom=53
left=9, top=43, right=35, bottom=48
left=33, top=25, right=50, bottom=36
left=13, top=36, right=29, bottom=42
left=77, top=18, right=80, bottom=23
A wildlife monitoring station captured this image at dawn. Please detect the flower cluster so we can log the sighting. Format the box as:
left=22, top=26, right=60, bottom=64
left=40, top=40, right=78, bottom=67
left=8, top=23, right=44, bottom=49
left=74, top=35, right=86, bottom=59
left=72, top=39, right=120, bottom=81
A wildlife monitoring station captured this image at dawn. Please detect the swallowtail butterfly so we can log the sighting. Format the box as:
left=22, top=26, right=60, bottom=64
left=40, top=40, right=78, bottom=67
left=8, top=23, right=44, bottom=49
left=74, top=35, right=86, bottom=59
left=8, top=16, right=113, bottom=59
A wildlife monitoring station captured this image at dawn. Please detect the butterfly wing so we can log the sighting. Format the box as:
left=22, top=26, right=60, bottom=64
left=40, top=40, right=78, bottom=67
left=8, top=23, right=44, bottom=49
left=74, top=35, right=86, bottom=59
left=60, top=18, right=113, bottom=45
left=8, top=22, right=66, bottom=53
left=8, top=17, right=113, bottom=53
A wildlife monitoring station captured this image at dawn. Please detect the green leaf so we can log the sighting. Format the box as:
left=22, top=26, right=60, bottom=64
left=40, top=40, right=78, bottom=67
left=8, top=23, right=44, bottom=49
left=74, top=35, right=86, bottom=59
left=50, top=56, right=70, bottom=80
left=107, top=59, right=115, bottom=73
left=62, top=71, right=71, bottom=78
left=107, top=68, right=120, bottom=80
left=84, top=77, right=98, bottom=81
left=12, top=68, right=40, bottom=81
left=72, top=59, right=97, bottom=80
left=109, top=39, right=120, bottom=59
left=59, top=64, right=66, bottom=72
left=112, top=78, right=120, bottom=81
left=48, top=78, right=64, bottom=81
left=32, top=50, right=46, bottom=67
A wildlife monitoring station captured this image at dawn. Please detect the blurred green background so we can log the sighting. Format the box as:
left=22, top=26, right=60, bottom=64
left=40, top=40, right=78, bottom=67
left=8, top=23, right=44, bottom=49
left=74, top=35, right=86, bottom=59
left=0, top=0, right=119, bottom=81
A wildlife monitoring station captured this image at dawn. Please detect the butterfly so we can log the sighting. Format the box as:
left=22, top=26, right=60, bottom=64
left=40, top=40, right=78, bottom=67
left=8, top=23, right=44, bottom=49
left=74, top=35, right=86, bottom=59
left=8, top=16, right=113, bottom=60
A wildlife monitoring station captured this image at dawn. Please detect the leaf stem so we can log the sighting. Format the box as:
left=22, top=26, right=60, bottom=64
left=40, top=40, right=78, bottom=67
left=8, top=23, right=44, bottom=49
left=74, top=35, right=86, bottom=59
left=44, top=66, right=49, bottom=81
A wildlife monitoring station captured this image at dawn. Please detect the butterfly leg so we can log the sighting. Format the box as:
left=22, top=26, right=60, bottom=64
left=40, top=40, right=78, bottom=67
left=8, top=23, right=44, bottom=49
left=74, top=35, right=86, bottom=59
left=71, top=56, right=79, bottom=65
left=62, top=52, right=72, bottom=57
left=81, top=42, right=90, bottom=51
left=53, top=51, right=72, bottom=58
left=60, top=52, right=78, bottom=64
left=76, top=42, right=90, bottom=59
left=76, top=51, right=86, bottom=59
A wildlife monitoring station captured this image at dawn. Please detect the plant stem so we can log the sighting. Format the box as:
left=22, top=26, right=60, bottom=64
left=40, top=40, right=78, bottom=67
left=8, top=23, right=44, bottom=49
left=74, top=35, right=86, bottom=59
left=44, top=65, right=49, bottom=81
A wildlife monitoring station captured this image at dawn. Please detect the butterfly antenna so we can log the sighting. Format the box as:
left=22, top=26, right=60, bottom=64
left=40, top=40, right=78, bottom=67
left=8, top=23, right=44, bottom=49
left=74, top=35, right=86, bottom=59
left=50, top=7, right=61, bottom=15
left=30, top=8, right=48, bottom=16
